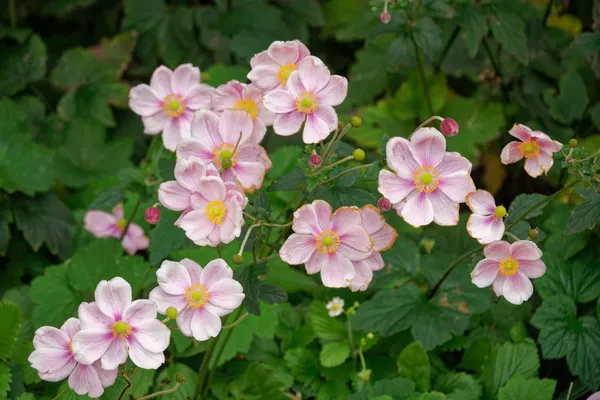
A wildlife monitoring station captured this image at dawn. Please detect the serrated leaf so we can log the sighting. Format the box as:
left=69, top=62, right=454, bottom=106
left=504, top=193, right=547, bottom=227
left=397, top=341, right=430, bottom=392
left=0, top=363, right=11, bottom=399
left=0, top=302, right=21, bottom=359
left=268, top=168, right=305, bottom=192
left=482, top=342, right=540, bottom=398
left=319, top=342, right=350, bottom=368
left=154, top=363, right=196, bottom=400
left=349, top=377, right=416, bottom=400
left=458, top=6, right=488, bottom=57
left=310, top=301, right=347, bottom=342
left=434, top=372, right=482, bottom=400
left=0, top=34, right=47, bottom=96
left=564, top=188, right=600, bottom=235
left=489, top=11, right=528, bottom=65
left=498, top=374, right=556, bottom=400
left=149, top=208, right=186, bottom=266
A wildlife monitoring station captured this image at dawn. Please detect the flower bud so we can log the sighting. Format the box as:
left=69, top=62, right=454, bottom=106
left=175, top=373, right=187, bottom=384
left=568, top=138, right=578, bottom=148
left=420, top=238, right=435, bottom=254
left=358, top=369, right=372, bottom=382
left=309, top=153, right=322, bottom=168
left=366, top=332, right=374, bottom=339
left=350, top=116, right=362, bottom=128
left=144, top=206, right=161, bottom=225
left=166, top=307, right=178, bottom=320
left=377, top=197, right=391, bottom=212
left=353, top=149, right=366, bottom=161
left=528, top=229, right=538, bottom=240
left=233, top=254, right=244, bottom=265
left=380, top=11, right=391, bottom=24
left=440, top=118, right=459, bottom=137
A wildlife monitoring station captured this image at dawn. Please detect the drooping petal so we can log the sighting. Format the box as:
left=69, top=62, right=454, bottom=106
left=162, top=111, right=192, bottom=151
left=313, top=200, right=333, bottom=231
left=537, top=151, right=554, bottom=174
left=69, top=363, right=105, bottom=398
left=467, top=214, right=495, bottom=241
left=273, top=111, right=305, bottom=136
left=200, top=259, right=233, bottom=288
left=303, top=113, right=331, bottom=144
left=178, top=210, right=216, bottom=244
left=524, top=157, right=543, bottom=177
left=313, top=105, right=338, bottom=130
left=292, top=203, right=321, bottom=235
left=436, top=152, right=472, bottom=175
left=483, top=240, right=511, bottom=261
left=233, top=161, right=268, bottom=192
left=338, top=226, right=373, bottom=261
left=33, top=326, right=70, bottom=350
left=190, top=308, right=222, bottom=341
left=95, top=277, right=132, bottom=321
left=401, top=192, right=434, bottom=228
left=247, top=65, right=280, bottom=91
left=184, top=84, right=213, bottom=110
left=386, top=137, right=420, bottom=178
left=371, top=223, right=397, bottom=252
left=77, top=302, right=113, bottom=330
left=481, top=219, right=505, bottom=245
left=149, top=286, right=187, bottom=314
left=470, top=259, right=500, bottom=288
left=279, top=233, right=316, bottom=265
left=410, top=128, right=446, bottom=167
left=510, top=240, right=543, bottom=261
left=359, top=205, right=385, bottom=236
left=509, top=124, right=532, bottom=141
left=127, top=336, right=165, bottom=369
left=298, top=56, right=331, bottom=93
left=377, top=170, right=415, bottom=204
left=61, top=318, right=81, bottom=339
left=465, top=190, right=496, bottom=215
left=263, top=90, right=297, bottom=114
left=158, top=181, right=190, bottom=211
left=131, top=320, right=170, bottom=353
left=348, top=260, right=374, bottom=292
left=268, top=40, right=301, bottom=66
left=142, top=112, right=169, bottom=135
left=316, top=76, right=348, bottom=106
left=129, top=84, right=162, bottom=117
left=438, top=171, right=475, bottom=203
left=500, top=142, right=524, bottom=165
left=71, top=330, right=113, bottom=365
left=519, top=259, right=546, bottom=279
left=319, top=252, right=355, bottom=288
left=171, top=64, right=200, bottom=95
left=207, top=279, right=244, bottom=310
left=538, top=137, right=562, bottom=154
left=84, top=211, right=118, bottom=238
left=93, top=361, right=118, bottom=389
left=100, top=339, right=128, bottom=370
left=180, top=258, right=204, bottom=284
left=218, top=109, right=253, bottom=145
left=331, top=207, right=362, bottom=234
left=149, top=66, right=173, bottom=99
left=156, top=260, right=192, bottom=295
left=502, top=272, right=534, bottom=305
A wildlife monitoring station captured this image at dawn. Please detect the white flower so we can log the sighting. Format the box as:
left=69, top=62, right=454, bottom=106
left=326, top=297, right=344, bottom=317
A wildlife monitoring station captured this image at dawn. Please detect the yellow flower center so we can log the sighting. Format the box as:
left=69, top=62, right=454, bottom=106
left=494, top=205, right=507, bottom=219
left=331, top=303, right=340, bottom=311
left=277, top=63, right=298, bottom=86
left=184, top=284, right=210, bottom=308
left=413, top=166, right=440, bottom=193
left=115, top=219, right=127, bottom=232
left=499, top=257, right=519, bottom=276
left=518, top=140, right=540, bottom=159
left=234, top=99, right=258, bottom=120
left=111, top=321, right=133, bottom=339
left=295, top=92, right=319, bottom=114
left=205, top=200, right=226, bottom=225
left=212, top=143, right=238, bottom=169
left=316, top=230, right=340, bottom=254
left=162, top=94, right=186, bottom=118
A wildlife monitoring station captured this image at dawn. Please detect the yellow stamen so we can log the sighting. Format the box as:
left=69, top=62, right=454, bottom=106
left=295, top=92, right=319, bottom=114
left=234, top=99, right=258, bottom=120
left=162, top=94, right=186, bottom=118
left=413, top=166, right=440, bottom=193
left=111, top=321, right=133, bottom=339
left=499, top=257, right=519, bottom=276
left=518, top=140, right=541, bottom=159
left=185, top=284, right=210, bottom=308
left=316, top=230, right=340, bottom=254
left=277, top=63, right=298, bottom=86
left=205, top=200, right=226, bottom=225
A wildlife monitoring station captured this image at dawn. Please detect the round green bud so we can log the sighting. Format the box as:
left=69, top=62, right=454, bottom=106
left=233, top=254, right=244, bottom=265
left=569, top=138, right=578, bottom=148
left=353, top=149, right=366, bottom=161
left=528, top=228, right=538, bottom=240
left=166, top=307, right=178, bottom=320
left=353, top=301, right=360, bottom=308
left=366, top=332, right=374, bottom=339
left=175, top=373, right=187, bottom=384
left=350, top=116, right=362, bottom=128
left=222, top=158, right=233, bottom=169
left=358, top=369, right=372, bottom=382
left=494, top=205, right=507, bottom=218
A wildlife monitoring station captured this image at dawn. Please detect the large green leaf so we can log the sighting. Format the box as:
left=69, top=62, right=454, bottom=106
left=149, top=208, right=186, bottom=266
left=434, top=373, right=482, bottom=400
left=390, top=71, right=447, bottom=121
left=310, top=301, right=346, bottom=342
left=0, top=302, right=21, bottom=359
left=457, top=5, right=488, bottom=57
left=284, top=348, right=321, bottom=391
left=319, top=342, right=350, bottom=368
left=0, top=34, right=47, bottom=96
left=0, top=363, right=11, bottom=399
left=543, top=69, right=589, bottom=124
left=489, top=10, right=528, bottom=65
left=564, top=188, right=600, bottom=235
left=498, top=374, right=556, bottom=400
left=397, top=341, right=430, bottom=392
left=349, top=377, right=416, bottom=400
left=504, top=193, right=547, bottom=227
left=482, top=341, right=540, bottom=398
left=229, top=362, right=289, bottom=399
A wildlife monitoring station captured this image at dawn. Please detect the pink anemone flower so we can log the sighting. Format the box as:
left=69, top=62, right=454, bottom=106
left=71, top=277, right=171, bottom=370
left=263, top=56, right=348, bottom=144
left=247, top=40, right=310, bottom=91
left=471, top=240, right=546, bottom=305
left=279, top=200, right=373, bottom=288
left=500, top=124, right=562, bottom=178
left=84, top=203, right=149, bottom=255
left=129, top=64, right=213, bottom=151
left=466, top=190, right=507, bottom=245
left=177, top=109, right=272, bottom=193
left=28, top=318, right=117, bottom=398
left=378, top=128, right=475, bottom=228
left=149, top=258, right=244, bottom=341
left=212, top=80, right=275, bottom=143
left=349, top=205, right=398, bottom=292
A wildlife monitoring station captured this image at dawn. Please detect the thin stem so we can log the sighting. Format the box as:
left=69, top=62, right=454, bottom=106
left=116, top=373, right=132, bottom=400
left=428, top=247, right=482, bottom=299
left=51, top=390, right=66, bottom=400
left=261, top=221, right=292, bottom=228
left=274, top=182, right=306, bottom=220
left=434, top=25, right=460, bottom=72
left=216, top=244, right=222, bottom=258
left=346, top=316, right=356, bottom=361
left=565, top=382, right=573, bottom=400
left=315, top=155, right=354, bottom=175
left=409, top=116, right=444, bottom=139
left=357, top=347, right=367, bottom=371
left=232, top=131, right=244, bottom=155
left=222, top=312, right=248, bottom=329
left=323, top=124, right=352, bottom=165
left=138, top=382, right=182, bottom=400
left=195, top=338, right=218, bottom=399
left=504, top=231, right=520, bottom=242
left=238, top=223, right=261, bottom=256
left=119, top=197, right=142, bottom=242
left=570, top=148, right=600, bottom=164
left=9, top=0, right=16, bottom=27
left=409, top=30, right=434, bottom=115
left=542, top=0, right=553, bottom=27
left=318, top=163, right=376, bottom=187
left=256, top=253, right=280, bottom=264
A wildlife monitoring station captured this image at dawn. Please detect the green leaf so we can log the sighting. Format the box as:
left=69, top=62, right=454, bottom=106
left=229, top=362, right=289, bottom=399
left=13, top=193, right=75, bottom=259
left=544, top=69, right=590, bottom=124
left=154, top=363, right=196, bottom=400
left=316, top=379, right=351, bottom=400
left=498, top=374, right=556, bottom=400
left=390, top=71, right=447, bottom=121
left=268, top=168, right=305, bottom=192
left=349, top=377, right=416, bottom=400
left=319, top=342, right=350, bottom=368
left=313, top=186, right=377, bottom=209
left=397, top=341, right=430, bottom=392
left=204, top=64, right=251, bottom=87
left=0, top=197, right=12, bottom=256
left=0, top=34, right=47, bottom=96
left=457, top=6, right=488, bottom=57
left=284, top=348, right=321, bottom=390
left=504, top=193, right=547, bottom=227
left=565, top=32, right=600, bottom=58
left=149, top=208, right=186, bottom=266
left=310, top=301, right=348, bottom=342
left=482, top=341, right=540, bottom=398
left=122, top=0, right=167, bottom=34
left=388, top=34, right=416, bottom=68
left=414, top=18, right=442, bottom=62
left=531, top=296, right=600, bottom=390
left=489, top=11, right=528, bottom=65
left=564, top=188, right=600, bottom=235
left=234, top=264, right=268, bottom=315
left=434, top=372, right=482, bottom=400
left=410, top=301, right=470, bottom=351
left=0, top=363, right=11, bottom=399
left=263, top=259, right=320, bottom=294
left=0, top=302, right=21, bottom=359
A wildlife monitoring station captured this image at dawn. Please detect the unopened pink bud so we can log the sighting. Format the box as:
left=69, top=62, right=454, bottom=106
left=380, top=11, right=391, bottom=24
left=377, top=197, right=391, bottom=212
left=309, top=154, right=322, bottom=168
left=440, top=118, right=459, bottom=136
left=144, top=207, right=161, bottom=225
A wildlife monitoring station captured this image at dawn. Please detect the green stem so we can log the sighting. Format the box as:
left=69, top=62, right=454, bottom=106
left=504, top=231, right=520, bottom=242
left=357, top=347, right=367, bottom=371
left=51, top=390, right=66, bottom=400
left=565, top=382, right=573, bottom=400
left=195, top=339, right=218, bottom=399
left=434, top=25, right=460, bottom=72
left=428, top=247, right=481, bottom=299
left=119, top=197, right=142, bottom=243
left=542, top=0, right=553, bottom=27
left=318, top=163, right=376, bottom=187
left=138, top=383, right=181, bottom=400
left=238, top=223, right=261, bottom=256
left=222, top=312, right=248, bottom=329
left=323, top=124, right=352, bottom=165
left=116, top=373, right=132, bottom=400
left=256, top=252, right=281, bottom=264
left=9, top=0, right=16, bottom=27
left=570, top=148, right=600, bottom=164
left=315, top=155, right=354, bottom=175
left=409, top=116, right=444, bottom=139
left=409, top=30, right=434, bottom=115
left=346, top=316, right=356, bottom=361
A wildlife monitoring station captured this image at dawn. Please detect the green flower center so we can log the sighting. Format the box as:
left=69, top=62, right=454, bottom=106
left=524, top=143, right=535, bottom=153
left=113, top=321, right=129, bottom=334
left=494, top=205, right=507, bottom=218
left=301, top=97, right=313, bottom=108
left=322, top=235, right=334, bottom=247
left=191, top=290, right=204, bottom=301
left=116, top=219, right=127, bottom=231
left=420, top=172, right=433, bottom=185
left=212, top=207, right=222, bottom=217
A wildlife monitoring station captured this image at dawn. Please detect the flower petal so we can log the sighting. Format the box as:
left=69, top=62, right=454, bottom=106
left=178, top=210, right=216, bottom=245
left=61, top=318, right=81, bottom=340
left=207, top=279, right=244, bottom=310
left=483, top=240, right=511, bottom=261
left=84, top=211, right=117, bottom=238
left=316, top=75, right=348, bottom=106
left=93, top=361, right=117, bottom=389
left=190, top=308, right=222, bottom=341
left=247, top=65, right=280, bottom=91
left=131, top=320, right=170, bottom=353
left=176, top=139, right=213, bottom=163
left=268, top=40, right=301, bottom=66
left=537, top=151, right=554, bottom=174
left=313, top=200, right=333, bottom=231
left=348, top=260, right=374, bottom=292
left=501, top=142, right=524, bottom=164
left=180, top=258, right=203, bottom=284
left=100, top=339, right=128, bottom=370
left=233, top=161, right=268, bottom=192
left=170, top=64, right=200, bottom=95
left=493, top=274, right=506, bottom=296
left=438, top=171, right=475, bottom=203
left=219, top=109, right=253, bottom=145
left=149, top=287, right=187, bottom=314
left=481, top=219, right=505, bottom=245
left=69, top=363, right=104, bottom=398
left=338, top=226, right=373, bottom=261
left=123, top=299, right=157, bottom=327
left=129, top=84, right=162, bottom=117
left=436, top=152, right=472, bottom=175
left=279, top=233, right=316, bottom=265
left=524, top=157, right=543, bottom=177
left=263, top=90, right=297, bottom=114
left=298, top=56, right=331, bottom=93
left=127, top=336, right=165, bottom=369
left=510, top=240, right=542, bottom=261
left=292, top=203, right=321, bottom=235
left=303, top=113, right=331, bottom=144
left=371, top=223, right=397, bottom=252
left=429, top=190, right=459, bottom=226
left=72, top=330, right=113, bottom=365
left=313, top=104, right=338, bottom=130
left=386, top=137, right=420, bottom=179
left=359, top=205, right=384, bottom=236
left=465, top=190, right=496, bottom=215
left=174, top=157, right=207, bottom=191
left=184, top=84, right=213, bottom=110
left=33, top=326, right=70, bottom=350
left=509, top=124, right=532, bottom=141
left=519, top=259, right=546, bottom=279
left=410, top=128, right=446, bottom=167
left=466, top=214, right=495, bottom=241
left=149, top=66, right=173, bottom=99
left=78, top=302, right=113, bottom=330
left=200, top=259, right=233, bottom=288
left=470, top=259, right=500, bottom=288
left=142, top=112, right=169, bottom=134
left=320, top=252, right=355, bottom=288
left=158, top=181, right=190, bottom=211
left=331, top=207, right=362, bottom=234
left=502, top=272, right=533, bottom=305
left=176, top=307, right=195, bottom=337
left=29, top=348, right=75, bottom=381
left=162, top=111, right=192, bottom=151
left=401, top=192, right=434, bottom=228
left=377, top=170, right=415, bottom=204
left=156, top=260, right=192, bottom=295
left=273, top=111, right=305, bottom=136
left=538, top=137, right=562, bottom=154
left=95, top=277, right=132, bottom=321
left=286, top=70, right=307, bottom=97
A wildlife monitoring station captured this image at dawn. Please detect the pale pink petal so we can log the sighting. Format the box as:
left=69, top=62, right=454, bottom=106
left=33, top=326, right=70, bottom=350
left=95, top=277, right=132, bottom=321
left=196, top=176, right=226, bottom=204
left=465, top=190, right=496, bottom=215
left=184, top=84, right=213, bottom=110
left=313, top=200, right=333, bottom=231
left=501, top=141, right=524, bottom=164
left=176, top=307, right=195, bottom=337
left=331, top=207, right=362, bottom=233
left=481, top=219, right=505, bottom=245
left=178, top=210, right=216, bottom=244
left=273, top=111, right=305, bottom=136
left=483, top=240, right=511, bottom=261
left=502, top=272, right=533, bottom=305
left=509, top=124, right=532, bottom=141
left=237, top=142, right=271, bottom=169
left=537, top=151, right=554, bottom=173
left=158, top=181, right=190, bottom=211
left=200, top=259, right=233, bottom=288
left=250, top=118, right=267, bottom=143
left=538, top=138, right=562, bottom=154
left=250, top=50, right=276, bottom=68
left=149, top=66, right=173, bottom=99
left=29, top=348, right=75, bottom=381
left=510, top=240, right=543, bottom=261
left=190, top=308, right=222, bottom=341
left=218, top=109, right=253, bottom=145
left=123, top=299, right=157, bottom=327
left=112, top=203, right=125, bottom=220
left=279, top=233, right=316, bottom=265
left=263, top=90, right=296, bottom=113
left=127, top=336, right=165, bottom=369
left=438, top=171, right=475, bottom=203
left=176, top=139, right=213, bottom=163
left=60, top=318, right=81, bottom=339
left=314, top=105, right=338, bottom=130
left=519, top=259, right=546, bottom=279
left=129, top=84, right=162, bottom=117
left=524, top=157, right=543, bottom=177
left=149, top=287, right=187, bottom=314
left=467, top=214, right=495, bottom=240
left=170, top=64, right=200, bottom=95
left=69, top=363, right=104, bottom=398
left=359, top=205, right=384, bottom=235
left=292, top=203, right=321, bottom=235
left=286, top=71, right=307, bottom=97
left=316, top=75, right=348, bottom=106
left=470, top=259, right=500, bottom=288
left=122, top=230, right=148, bottom=256
left=493, top=274, right=506, bottom=296
left=303, top=113, right=331, bottom=143
left=320, top=252, right=355, bottom=288
left=93, top=361, right=117, bottom=388
left=401, top=192, right=434, bottom=228
left=304, top=251, right=323, bottom=274
left=268, top=40, right=301, bottom=66
left=436, top=152, right=472, bottom=175
left=247, top=65, right=280, bottom=91
left=386, top=137, right=420, bottom=179
left=180, top=258, right=203, bottom=284
left=349, top=260, right=374, bottom=292
left=207, top=279, right=244, bottom=310
left=142, top=112, right=169, bottom=135
left=189, top=109, right=222, bottom=147
left=377, top=170, right=415, bottom=204
left=131, top=320, right=170, bottom=353
left=72, top=330, right=113, bottom=365
left=78, top=302, right=113, bottom=330
left=298, top=56, right=330, bottom=93
left=156, top=260, right=192, bottom=295
left=338, top=226, right=373, bottom=261
left=410, top=128, right=446, bottom=167
left=429, top=190, right=459, bottom=226
left=296, top=40, right=310, bottom=59
left=174, top=157, right=206, bottom=191
left=100, top=339, right=128, bottom=370
left=162, top=111, right=192, bottom=151
left=84, top=211, right=117, bottom=238
left=233, top=161, right=268, bottom=192
left=371, top=224, right=397, bottom=252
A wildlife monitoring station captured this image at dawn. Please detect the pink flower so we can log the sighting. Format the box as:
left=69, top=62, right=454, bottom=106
left=500, top=124, right=562, bottom=178
left=129, top=64, right=213, bottom=151
left=71, top=277, right=171, bottom=370
left=158, top=157, right=221, bottom=225
left=470, top=240, right=546, bottom=305
left=176, top=172, right=248, bottom=247
left=378, top=128, right=475, bottom=227
left=212, top=80, right=275, bottom=143
left=349, top=205, right=398, bottom=292
left=177, top=110, right=272, bottom=193
left=279, top=200, right=374, bottom=288
left=247, top=40, right=310, bottom=91
left=466, top=190, right=506, bottom=245
left=149, top=258, right=244, bottom=341
left=263, top=56, right=348, bottom=144
left=84, top=203, right=149, bottom=255
left=587, top=393, right=600, bottom=400
left=28, top=318, right=117, bottom=398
